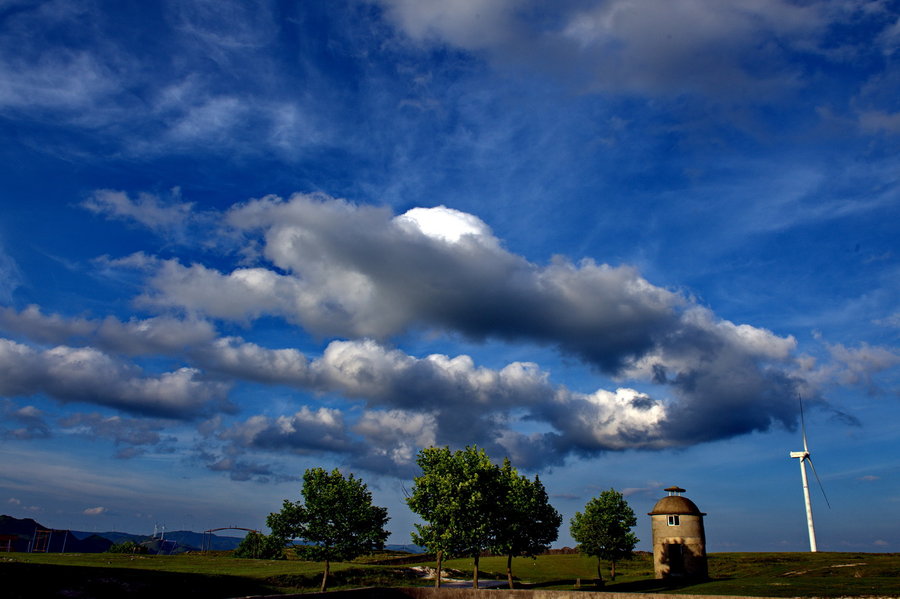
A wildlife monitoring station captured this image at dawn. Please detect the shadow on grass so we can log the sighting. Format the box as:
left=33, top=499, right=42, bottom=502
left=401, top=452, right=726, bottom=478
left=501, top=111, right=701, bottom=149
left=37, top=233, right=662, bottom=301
left=2, top=561, right=277, bottom=599
left=267, top=566, right=423, bottom=591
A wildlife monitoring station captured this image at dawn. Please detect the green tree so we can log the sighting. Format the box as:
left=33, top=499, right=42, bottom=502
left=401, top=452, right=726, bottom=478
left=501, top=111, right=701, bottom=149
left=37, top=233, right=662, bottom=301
left=106, top=539, right=148, bottom=554
left=407, top=446, right=501, bottom=589
left=569, top=488, right=639, bottom=583
left=266, top=467, right=390, bottom=592
left=232, top=530, right=285, bottom=560
left=406, top=446, right=455, bottom=588
left=491, top=459, right=562, bottom=589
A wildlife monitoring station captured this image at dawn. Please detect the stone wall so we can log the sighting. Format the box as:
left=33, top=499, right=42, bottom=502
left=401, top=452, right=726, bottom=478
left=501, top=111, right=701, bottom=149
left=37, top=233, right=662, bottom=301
left=233, top=587, right=784, bottom=599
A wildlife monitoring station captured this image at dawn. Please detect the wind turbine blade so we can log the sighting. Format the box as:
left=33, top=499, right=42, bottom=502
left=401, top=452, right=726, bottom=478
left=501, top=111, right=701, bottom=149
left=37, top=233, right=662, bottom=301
left=799, top=395, right=808, bottom=452
left=807, top=456, right=831, bottom=509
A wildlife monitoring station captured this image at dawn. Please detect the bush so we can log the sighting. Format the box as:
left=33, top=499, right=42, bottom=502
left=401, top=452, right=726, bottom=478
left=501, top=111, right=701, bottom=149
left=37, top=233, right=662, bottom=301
left=233, top=531, right=285, bottom=560
left=107, top=540, right=149, bottom=554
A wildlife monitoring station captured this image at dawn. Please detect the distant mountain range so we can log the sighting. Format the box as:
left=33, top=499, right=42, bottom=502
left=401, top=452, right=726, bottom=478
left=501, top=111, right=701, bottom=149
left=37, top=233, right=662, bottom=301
left=0, top=515, right=243, bottom=553
left=0, top=515, right=422, bottom=555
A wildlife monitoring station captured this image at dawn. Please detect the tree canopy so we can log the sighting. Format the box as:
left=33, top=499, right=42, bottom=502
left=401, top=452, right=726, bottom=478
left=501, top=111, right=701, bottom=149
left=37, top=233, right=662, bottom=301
left=569, top=488, right=639, bottom=582
left=491, top=459, right=562, bottom=588
left=407, top=446, right=561, bottom=589
left=407, top=446, right=501, bottom=588
left=267, top=467, right=390, bottom=591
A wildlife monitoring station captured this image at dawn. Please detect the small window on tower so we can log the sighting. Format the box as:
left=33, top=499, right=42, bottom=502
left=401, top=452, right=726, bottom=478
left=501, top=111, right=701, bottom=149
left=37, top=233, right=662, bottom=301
left=667, top=515, right=680, bottom=526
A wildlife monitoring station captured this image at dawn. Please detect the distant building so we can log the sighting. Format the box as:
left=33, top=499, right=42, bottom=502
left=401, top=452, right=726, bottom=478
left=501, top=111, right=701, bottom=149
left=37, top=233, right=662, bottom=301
left=648, top=486, right=708, bottom=579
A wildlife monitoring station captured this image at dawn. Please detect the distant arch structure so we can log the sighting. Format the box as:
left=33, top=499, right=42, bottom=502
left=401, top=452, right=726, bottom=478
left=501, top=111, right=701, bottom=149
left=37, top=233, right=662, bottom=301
left=201, top=527, right=259, bottom=553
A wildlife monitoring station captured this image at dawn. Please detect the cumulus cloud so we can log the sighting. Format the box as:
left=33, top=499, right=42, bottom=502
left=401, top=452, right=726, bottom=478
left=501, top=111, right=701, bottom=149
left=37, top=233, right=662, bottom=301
left=112, top=195, right=809, bottom=455
left=203, top=336, right=783, bottom=472
left=0, top=305, right=217, bottom=355
left=139, top=194, right=685, bottom=371
left=83, top=506, right=108, bottom=516
left=189, top=331, right=678, bottom=472
left=0, top=305, right=95, bottom=344
left=7, top=190, right=890, bottom=474
left=220, top=406, right=350, bottom=454
left=377, top=0, right=833, bottom=101
left=191, top=337, right=311, bottom=385
left=353, top=410, right=437, bottom=468
left=0, top=338, right=230, bottom=418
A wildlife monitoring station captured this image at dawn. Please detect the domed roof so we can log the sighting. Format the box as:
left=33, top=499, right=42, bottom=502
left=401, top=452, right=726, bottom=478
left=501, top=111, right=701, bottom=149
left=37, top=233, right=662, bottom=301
left=648, top=495, right=706, bottom=516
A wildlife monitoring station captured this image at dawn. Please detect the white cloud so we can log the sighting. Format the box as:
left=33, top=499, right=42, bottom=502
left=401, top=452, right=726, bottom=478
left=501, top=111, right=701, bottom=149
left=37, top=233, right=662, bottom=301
left=82, top=189, right=194, bottom=233
left=553, top=387, right=667, bottom=450
left=355, top=409, right=437, bottom=451
left=0, top=338, right=230, bottom=418
left=0, top=47, right=118, bottom=113
left=192, top=337, right=311, bottom=385
left=378, top=0, right=519, bottom=50
left=814, top=341, right=900, bottom=390
left=378, top=0, right=829, bottom=101
left=0, top=305, right=216, bottom=356
left=0, top=305, right=94, bottom=344
left=95, top=193, right=818, bottom=458
left=395, top=205, right=497, bottom=244
left=139, top=193, right=687, bottom=360
left=96, top=315, right=216, bottom=355
left=221, top=406, right=350, bottom=454
left=6, top=188, right=867, bottom=470
left=205, top=337, right=675, bottom=471
left=83, top=506, right=108, bottom=516
left=138, top=259, right=306, bottom=326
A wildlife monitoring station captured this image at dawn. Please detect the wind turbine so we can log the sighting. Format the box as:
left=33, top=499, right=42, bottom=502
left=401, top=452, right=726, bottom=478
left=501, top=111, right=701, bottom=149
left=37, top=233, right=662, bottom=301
left=789, top=397, right=830, bottom=552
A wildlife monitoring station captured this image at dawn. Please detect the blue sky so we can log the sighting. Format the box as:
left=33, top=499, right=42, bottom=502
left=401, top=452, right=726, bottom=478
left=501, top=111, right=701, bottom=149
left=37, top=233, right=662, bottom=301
left=0, top=0, right=898, bottom=553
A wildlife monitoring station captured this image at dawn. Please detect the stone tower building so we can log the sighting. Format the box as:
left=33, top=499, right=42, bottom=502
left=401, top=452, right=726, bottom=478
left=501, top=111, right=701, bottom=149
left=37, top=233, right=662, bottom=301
left=648, top=486, right=708, bottom=579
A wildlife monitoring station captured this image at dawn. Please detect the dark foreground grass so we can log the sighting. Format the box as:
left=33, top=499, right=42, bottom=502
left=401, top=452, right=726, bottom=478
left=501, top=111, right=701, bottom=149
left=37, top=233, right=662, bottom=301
left=1, top=553, right=423, bottom=598
left=2, top=551, right=898, bottom=598
left=385, top=552, right=900, bottom=597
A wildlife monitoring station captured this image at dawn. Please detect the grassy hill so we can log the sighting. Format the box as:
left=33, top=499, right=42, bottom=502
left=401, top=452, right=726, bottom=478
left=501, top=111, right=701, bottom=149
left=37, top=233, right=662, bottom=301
left=1, top=550, right=898, bottom=598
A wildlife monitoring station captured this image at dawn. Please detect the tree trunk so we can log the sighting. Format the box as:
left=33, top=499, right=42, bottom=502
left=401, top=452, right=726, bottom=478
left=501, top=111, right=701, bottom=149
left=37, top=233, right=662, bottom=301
left=320, top=559, right=330, bottom=592
left=596, top=558, right=604, bottom=586
left=507, top=553, right=514, bottom=589
left=473, top=553, right=480, bottom=589
left=610, top=560, right=617, bottom=581
left=434, top=550, right=442, bottom=588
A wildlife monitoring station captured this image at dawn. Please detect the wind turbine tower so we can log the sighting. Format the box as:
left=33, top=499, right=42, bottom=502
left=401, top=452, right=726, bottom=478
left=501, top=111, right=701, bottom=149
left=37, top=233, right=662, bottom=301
left=789, top=398, right=829, bottom=552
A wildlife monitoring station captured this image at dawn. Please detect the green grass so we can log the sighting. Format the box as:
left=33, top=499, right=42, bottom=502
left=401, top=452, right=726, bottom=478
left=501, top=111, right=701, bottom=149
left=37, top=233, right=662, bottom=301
left=2, top=551, right=899, bottom=597
left=435, top=552, right=654, bottom=585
